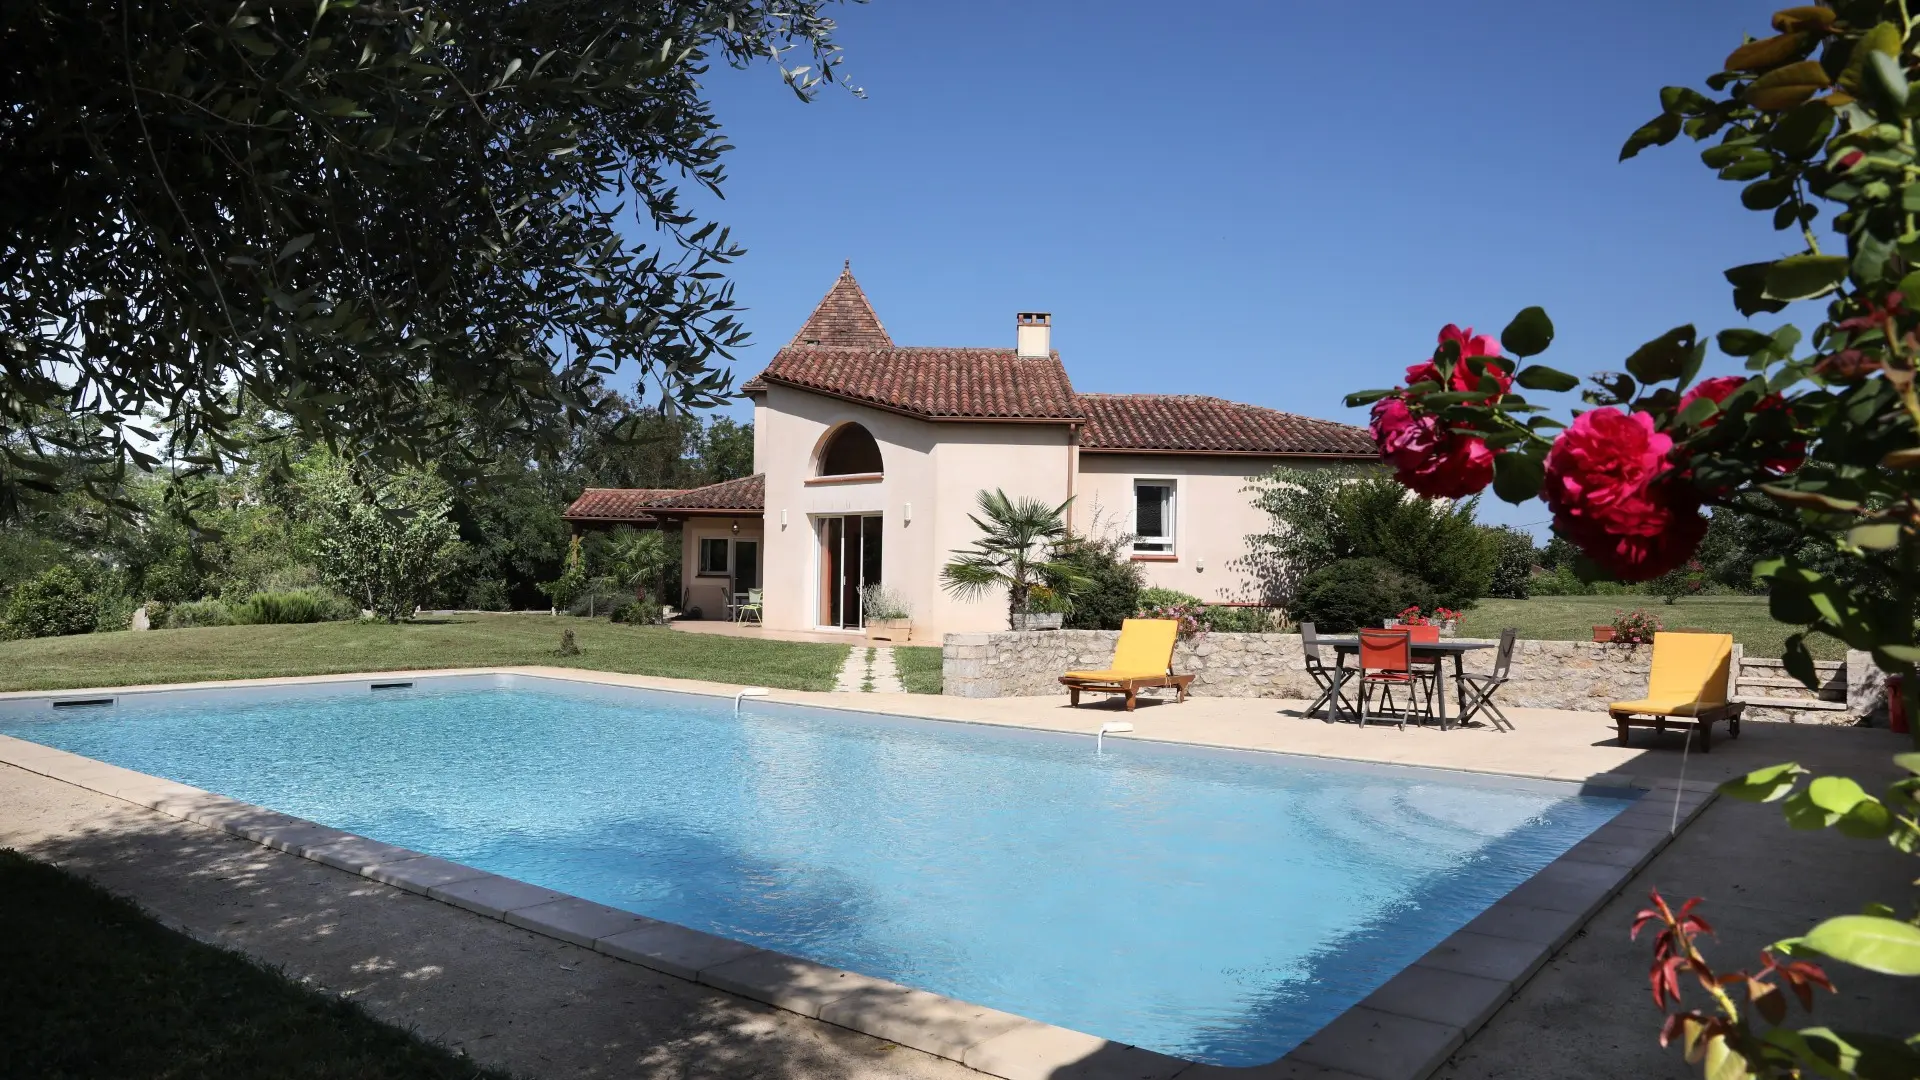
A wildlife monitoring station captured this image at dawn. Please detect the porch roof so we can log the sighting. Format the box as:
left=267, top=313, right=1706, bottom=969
left=562, top=487, right=686, bottom=524
left=630, top=473, right=766, bottom=518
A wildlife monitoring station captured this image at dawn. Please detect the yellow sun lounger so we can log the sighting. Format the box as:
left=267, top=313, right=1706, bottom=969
left=1059, top=618, right=1192, bottom=711
left=1609, top=631, right=1743, bottom=752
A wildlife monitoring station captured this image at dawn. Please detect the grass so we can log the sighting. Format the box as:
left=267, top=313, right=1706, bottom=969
left=1457, top=594, right=1847, bottom=660
left=0, top=848, right=512, bottom=1080
left=0, top=614, right=851, bottom=693
left=895, top=645, right=944, bottom=694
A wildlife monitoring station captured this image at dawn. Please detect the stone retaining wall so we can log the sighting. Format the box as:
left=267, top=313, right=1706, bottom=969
left=941, top=630, right=1881, bottom=724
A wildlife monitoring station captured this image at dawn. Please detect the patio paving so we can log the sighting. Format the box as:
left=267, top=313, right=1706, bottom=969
left=0, top=666, right=1912, bottom=1079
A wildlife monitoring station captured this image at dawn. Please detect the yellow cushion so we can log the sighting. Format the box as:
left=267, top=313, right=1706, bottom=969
left=1610, top=632, right=1733, bottom=715
left=1110, top=618, right=1179, bottom=676
left=1063, top=669, right=1168, bottom=682
left=1611, top=697, right=1715, bottom=718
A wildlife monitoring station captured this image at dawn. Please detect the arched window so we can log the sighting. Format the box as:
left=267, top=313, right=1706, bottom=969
left=818, top=423, right=883, bottom=476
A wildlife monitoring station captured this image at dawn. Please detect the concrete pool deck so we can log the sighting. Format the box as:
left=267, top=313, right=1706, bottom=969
left=0, top=666, right=1913, bottom=1080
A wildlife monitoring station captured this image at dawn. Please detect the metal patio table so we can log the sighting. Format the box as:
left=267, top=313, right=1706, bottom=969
left=1316, top=637, right=1496, bottom=730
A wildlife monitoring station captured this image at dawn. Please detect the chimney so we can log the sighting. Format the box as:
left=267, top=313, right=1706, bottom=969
left=1016, top=312, right=1052, bottom=358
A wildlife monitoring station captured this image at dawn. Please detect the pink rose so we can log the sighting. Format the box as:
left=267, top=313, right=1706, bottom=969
left=1370, top=395, right=1496, bottom=499
left=1543, top=408, right=1706, bottom=581
left=1677, top=375, right=1803, bottom=477
left=1404, top=324, right=1512, bottom=401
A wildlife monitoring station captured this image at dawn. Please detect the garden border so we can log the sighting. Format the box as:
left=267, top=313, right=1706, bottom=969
left=0, top=669, right=1714, bottom=1080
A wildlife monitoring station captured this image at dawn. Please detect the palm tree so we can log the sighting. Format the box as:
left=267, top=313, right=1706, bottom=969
left=940, top=489, right=1089, bottom=629
left=606, top=528, right=676, bottom=620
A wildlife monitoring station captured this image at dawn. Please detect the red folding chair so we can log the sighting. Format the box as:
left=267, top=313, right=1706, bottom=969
left=1357, top=628, right=1416, bottom=729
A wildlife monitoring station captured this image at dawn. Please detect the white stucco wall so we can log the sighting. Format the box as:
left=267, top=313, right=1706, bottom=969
left=1071, top=453, right=1300, bottom=604
left=749, top=385, right=1076, bottom=638
left=678, top=516, right=766, bottom=620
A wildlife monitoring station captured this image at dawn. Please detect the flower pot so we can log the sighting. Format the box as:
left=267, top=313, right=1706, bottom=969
left=1012, top=613, right=1064, bottom=631
left=1592, top=626, right=1617, bottom=643
left=865, top=618, right=912, bottom=644
left=1438, top=618, right=1458, bottom=637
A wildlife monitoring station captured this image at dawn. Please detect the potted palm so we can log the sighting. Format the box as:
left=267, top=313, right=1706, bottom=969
left=940, top=489, right=1089, bottom=630
left=860, top=584, right=913, bottom=643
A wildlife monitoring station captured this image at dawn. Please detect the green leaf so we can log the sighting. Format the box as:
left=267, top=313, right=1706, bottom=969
left=1848, top=522, right=1902, bottom=549
left=1491, top=450, right=1544, bottom=505
left=1514, top=365, right=1579, bottom=392
left=1500, top=306, right=1554, bottom=357
left=1742, top=174, right=1796, bottom=210
left=277, top=233, right=315, bottom=261
left=1866, top=49, right=1910, bottom=108
left=1344, top=388, right=1394, bottom=407
left=1804, top=915, right=1920, bottom=974
left=1894, top=753, right=1920, bottom=777
left=1764, top=254, right=1850, bottom=300
left=1625, top=326, right=1698, bottom=383
left=1621, top=112, right=1684, bottom=161
left=1726, top=262, right=1792, bottom=315
left=1718, top=762, right=1806, bottom=802
left=1807, top=775, right=1870, bottom=814
left=1836, top=797, right=1893, bottom=839
left=1766, top=100, right=1835, bottom=159
left=1717, top=328, right=1775, bottom=356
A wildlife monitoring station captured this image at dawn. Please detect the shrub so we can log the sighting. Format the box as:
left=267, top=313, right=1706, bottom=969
left=567, top=578, right=631, bottom=618
left=1048, top=533, right=1143, bottom=632
left=1482, top=525, right=1536, bottom=599
left=3, top=566, right=97, bottom=638
left=1647, top=559, right=1707, bottom=606
left=1526, top=566, right=1592, bottom=596
left=463, top=578, right=512, bottom=612
left=1294, top=557, right=1436, bottom=633
left=609, top=599, right=664, bottom=625
left=1203, top=606, right=1283, bottom=633
left=1138, top=586, right=1202, bottom=608
left=857, top=583, right=911, bottom=620
left=233, top=589, right=356, bottom=625
left=1611, top=608, right=1661, bottom=645
left=164, top=598, right=236, bottom=628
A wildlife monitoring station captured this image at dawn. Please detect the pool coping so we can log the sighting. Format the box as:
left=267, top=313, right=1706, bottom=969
left=0, top=669, right=1717, bottom=1080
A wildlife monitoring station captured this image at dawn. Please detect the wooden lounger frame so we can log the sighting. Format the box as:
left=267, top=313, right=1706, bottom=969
left=1609, top=702, right=1744, bottom=752
left=1059, top=673, right=1195, bottom=711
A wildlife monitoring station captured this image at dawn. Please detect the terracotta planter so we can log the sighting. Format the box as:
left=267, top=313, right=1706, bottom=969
left=1592, top=625, right=1617, bottom=643
left=864, top=618, right=912, bottom=644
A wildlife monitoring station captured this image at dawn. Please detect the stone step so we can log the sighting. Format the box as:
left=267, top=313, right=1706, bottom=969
left=1743, top=672, right=1843, bottom=687
left=1739, top=658, right=1844, bottom=672
left=1734, top=695, right=1849, bottom=711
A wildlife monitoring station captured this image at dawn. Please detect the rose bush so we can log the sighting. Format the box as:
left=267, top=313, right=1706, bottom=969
left=1348, top=4, right=1920, bottom=1076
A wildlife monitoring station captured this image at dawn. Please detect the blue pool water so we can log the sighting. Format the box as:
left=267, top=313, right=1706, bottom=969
left=0, top=676, right=1630, bottom=1064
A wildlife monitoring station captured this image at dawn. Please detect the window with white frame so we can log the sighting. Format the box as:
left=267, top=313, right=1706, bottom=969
left=1133, top=480, right=1176, bottom=554
left=697, top=537, right=730, bottom=575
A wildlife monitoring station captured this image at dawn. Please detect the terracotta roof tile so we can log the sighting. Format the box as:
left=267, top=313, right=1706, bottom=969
left=1076, top=394, right=1375, bottom=456
left=563, top=488, right=685, bottom=522
left=752, top=347, right=1082, bottom=420
left=788, top=264, right=892, bottom=348
left=645, top=473, right=765, bottom=512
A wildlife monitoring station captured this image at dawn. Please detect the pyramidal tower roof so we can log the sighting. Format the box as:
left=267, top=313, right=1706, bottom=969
left=788, top=262, right=892, bottom=348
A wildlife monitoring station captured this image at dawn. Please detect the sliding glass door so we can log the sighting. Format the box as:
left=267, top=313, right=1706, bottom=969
left=817, top=514, right=883, bottom=629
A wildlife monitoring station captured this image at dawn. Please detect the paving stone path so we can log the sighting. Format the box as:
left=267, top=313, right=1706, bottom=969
left=832, top=646, right=904, bottom=693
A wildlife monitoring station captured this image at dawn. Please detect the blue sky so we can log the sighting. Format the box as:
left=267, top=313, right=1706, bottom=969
left=673, top=0, right=1805, bottom=536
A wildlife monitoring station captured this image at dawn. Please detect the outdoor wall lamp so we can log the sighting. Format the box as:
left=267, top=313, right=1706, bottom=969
left=730, top=520, right=740, bottom=535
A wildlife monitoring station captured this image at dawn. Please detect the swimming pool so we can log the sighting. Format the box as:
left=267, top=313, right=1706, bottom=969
left=0, top=675, right=1631, bottom=1065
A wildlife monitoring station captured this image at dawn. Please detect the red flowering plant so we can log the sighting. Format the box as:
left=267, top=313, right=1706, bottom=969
left=1347, top=5, right=1920, bottom=1076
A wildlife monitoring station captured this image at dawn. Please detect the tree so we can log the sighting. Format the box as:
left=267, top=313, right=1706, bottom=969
left=1482, top=524, right=1537, bottom=599
left=605, top=528, right=676, bottom=615
left=697, top=417, right=757, bottom=483
left=940, top=490, right=1087, bottom=628
left=1241, top=466, right=1495, bottom=609
left=1, top=0, right=851, bottom=515
left=298, top=460, right=460, bottom=621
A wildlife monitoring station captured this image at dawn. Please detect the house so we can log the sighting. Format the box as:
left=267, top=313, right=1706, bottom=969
left=564, top=265, right=1375, bottom=637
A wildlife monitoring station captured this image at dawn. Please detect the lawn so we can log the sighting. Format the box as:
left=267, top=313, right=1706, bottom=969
left=895, top=645, right=943, bottom=694
left=0, top=614, right=851, bottom=693
left=1457, top=595, right=1847, bottom=660
left=0, top=848, right=512, bottom=1079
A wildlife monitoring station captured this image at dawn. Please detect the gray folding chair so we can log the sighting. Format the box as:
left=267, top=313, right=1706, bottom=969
left=1457, top=628, right=1518, bottom=732
left=1299, top=621, right=1356, bottom=721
